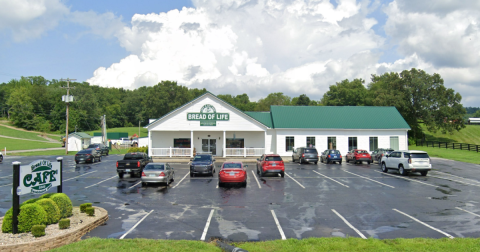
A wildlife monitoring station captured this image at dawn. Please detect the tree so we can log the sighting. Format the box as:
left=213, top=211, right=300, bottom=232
left=255, top=92, right=291, bottom=111
left=321, top=79, right=367, bottom=106
left=474, top=110, right=480, bottom=118
left=291, top=94, right=317, bottom=106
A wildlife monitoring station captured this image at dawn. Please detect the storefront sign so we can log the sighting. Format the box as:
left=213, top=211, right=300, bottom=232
left=19, top=160, right=61, bottom=195
left=187, top=104, right=229, bottom=126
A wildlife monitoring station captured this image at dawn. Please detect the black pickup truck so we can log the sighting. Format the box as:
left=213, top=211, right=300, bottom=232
left=116, top=152, right=152, bottom=178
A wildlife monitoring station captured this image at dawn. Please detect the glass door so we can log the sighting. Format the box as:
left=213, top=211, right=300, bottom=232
left=201, top=139, right=217, bottom=155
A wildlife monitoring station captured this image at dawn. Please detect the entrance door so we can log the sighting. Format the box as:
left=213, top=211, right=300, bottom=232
left=201, top=139, right=217, bottom=155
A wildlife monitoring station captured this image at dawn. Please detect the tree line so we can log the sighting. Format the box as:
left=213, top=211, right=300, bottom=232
left=0, top=68, right=466, bottom=139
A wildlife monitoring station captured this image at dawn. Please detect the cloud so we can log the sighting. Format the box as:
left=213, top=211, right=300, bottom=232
left=70, top=11, right=125, bottom=39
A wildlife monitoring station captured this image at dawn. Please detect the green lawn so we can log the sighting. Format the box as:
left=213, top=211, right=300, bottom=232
left=49, top=237, right=480, bottom=252
left=410, top=145, right=480, bottom=164
left=0, top=137, right=61, bottom=151
left=422, top=125, right=480, bottom=144
left=11, top=147, right=133, bottom=156
left=0, top=124, right=55, bottom=141
left=85, top=127, right=148, bottom=138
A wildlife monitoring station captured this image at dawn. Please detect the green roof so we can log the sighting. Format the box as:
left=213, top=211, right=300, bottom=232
left=269, top=106, right=410, bottom=129
left=69, top=132, right=92, bottom=139
left=244, top=112, right=273, bottom=128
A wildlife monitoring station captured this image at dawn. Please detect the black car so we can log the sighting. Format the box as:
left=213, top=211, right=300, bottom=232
left=75, top=148, right=102, bottom=164
left=190, top=154, right=216, bottom=177
left=320, top=149, right=342, bottom=164
left=0, top=152, right=3, bottom=163
left=292, top=147, right=318, bottom=164
left=374, top=148, right=394, bottom=163
left=87, top=143, right=109, bottom=156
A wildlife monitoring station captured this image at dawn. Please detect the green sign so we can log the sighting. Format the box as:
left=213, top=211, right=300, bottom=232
left=187, top=104, right=229, bottom=126
left=19, top=160, right=60, bottom=195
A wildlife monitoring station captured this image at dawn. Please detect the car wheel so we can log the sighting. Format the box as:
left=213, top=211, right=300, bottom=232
left=218, top=182, right=223, bottom=187
left=190, top=172, right=193, bottom=177
left=280, top=172, right=285, bottom=178
left=118, top=172, right=124, bottom=179
left=339, top=161, right=342, bottom=165
left=367, top=161, right=370, bottom=165
left=171, top=172, right=175, bottom=182
left=381, top=163, right=388, bottom=173
left=99, top=156, right=102, bottom=162
left=142, top=182, right=147, bottom=186
left=420, top=171, right=428, bottom=176
left=106, top=151, right=109, bottom=156
left=399, top=165, right=407, bottom=176
left=243, top=180, right=247, bottom=187
left=292, top=156, right=295, bottom=162
left=314, top=162, right=317, bottom=165
left=260, top=168, right=264, bottom=177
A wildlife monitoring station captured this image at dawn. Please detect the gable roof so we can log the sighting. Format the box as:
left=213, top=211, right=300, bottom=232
left=69, top=132, right=92, bottom=139
left=244, top=112, right=273, bottom=128
left=269, top=106, right=410, bottom=129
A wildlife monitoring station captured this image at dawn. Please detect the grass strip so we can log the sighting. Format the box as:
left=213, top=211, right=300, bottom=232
left=85, top=127, right=148, bottom=138
left=0, top=137, right=61, bottom=151
left=410, top=145, right=480, bottom=164
left=0, top=125, right=52, bottom=141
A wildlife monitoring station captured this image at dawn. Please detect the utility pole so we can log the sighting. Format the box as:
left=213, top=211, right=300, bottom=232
left=60, top=78, right=76, bottom=155
left=139, top=120, right=141, bottom=138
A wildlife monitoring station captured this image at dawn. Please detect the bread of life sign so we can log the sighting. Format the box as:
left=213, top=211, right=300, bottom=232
left=19, top=160, right=60, bottom=195
left=187, top=104, right=229, bottom=126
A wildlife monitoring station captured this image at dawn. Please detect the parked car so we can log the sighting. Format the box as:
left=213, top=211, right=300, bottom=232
left=87, top=143, right=109, bottom=156
left=292, top=147, right=319, bottom=164
left=218, top=162, right=247, bottom=187
left=0, top=152, right=3, bottom=163
left=320, top=149, right=342, bottom=164
left=116, top=152, right=152, bottom=178
left=374, top=148, right=394, bottom=163
left=346, top=149, right=372, bottom=164
left=381, top=150, right=431, bottom=176
left=190, top=154, right=216, bottom=177
left=257, top=154, right=285, bottom=177
left=75, top=148, right=102, bottom=164
left=141, top=163, right=175, bottom=186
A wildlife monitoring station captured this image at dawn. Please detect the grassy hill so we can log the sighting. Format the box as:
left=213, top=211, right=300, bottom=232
left=0, top=137, right=61, bottom=151
left=421, top=125, right=480, bottom=145
left=85, top=127, right=148, bottom=138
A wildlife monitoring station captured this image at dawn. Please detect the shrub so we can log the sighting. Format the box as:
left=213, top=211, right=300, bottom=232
left=21, top=198, right=40, bottom=206
left=80, top=203, right=92, bottom=213
left=39, top=193, right=55, bottom=199
left=127, top=146, right=148, bottom=153
left=18, top=204, right=47, bottom=233
left=59, top=219, right=70, bottom=229
left=85, top=207, right=95, bottom=216
left=31, top=225, right=46, bottom=237
left=36, top=199, right=61, bottom=225
left=50, top=193, right=73, bottom=218
left=1, top=210, right=13, bottom=233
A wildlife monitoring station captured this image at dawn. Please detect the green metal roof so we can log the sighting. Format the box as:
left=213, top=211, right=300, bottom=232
left=69, top=132, right=92, bottom=139
left=269, top=106, right=410, bottom=129
left=244, top=112, right=274, bottom=128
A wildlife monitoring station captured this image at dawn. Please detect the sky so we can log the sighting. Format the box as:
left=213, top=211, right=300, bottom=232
left=0, top=0, right=479, bottom=107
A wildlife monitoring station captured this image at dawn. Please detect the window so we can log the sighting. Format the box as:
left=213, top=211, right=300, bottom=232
left=286, top=136, right=295, bottom=151
left=369, top=137, right=378, bottom=152
left=266, top=156, right=283, bottom=161
left=226, top=138, right=244, bottom=148
left=390, top=136, right=399, bottom=150
left=348, top=137, right=357, bottom=151
left=306, top=137, right=315, bottom=147
left=327, top=137, right=336, bottom=149
left=174, top=138, right=191, bottom=148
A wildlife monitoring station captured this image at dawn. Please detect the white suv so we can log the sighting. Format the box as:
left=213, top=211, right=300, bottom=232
left=380, top=150, right=431, bottom=176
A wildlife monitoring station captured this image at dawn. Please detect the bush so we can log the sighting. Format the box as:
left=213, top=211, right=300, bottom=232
left=18, top=204, right=47, bottom=233
left=21, top=198, right=40, bottom=206
left=36, top=199, right=61, bottom=225
left=127, top=146, right=148, bottom=153
left=50, top=193, right=73, bottom=218
left=85, top=207, right=95, bottom=216
left=31, top=225, right=46, bottom=237
left=59, top=219, right=70, bottom=229
left=80, top=203, right=92, bottom=213
left=39, top=193, right=55, bottom=199
left=1, top=210, right=13, bottom=233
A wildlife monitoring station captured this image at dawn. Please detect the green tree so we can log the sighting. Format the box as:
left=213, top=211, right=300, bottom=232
left=292, top=94, right=318, bottom=106
left=473, top=110, right=480, bottom=118
left=321, top=79, right=367, bottom=106
left=255, top=92, right=291, bottom=111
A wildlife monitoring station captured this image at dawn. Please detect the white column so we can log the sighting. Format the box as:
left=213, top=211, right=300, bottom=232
left=191, top=130, right=194, bottom=157
left=264, top=131, right=267, bottom=154
left=148, top=131, right=152, bottom=157
left=223, top=130, right=226, bottom=157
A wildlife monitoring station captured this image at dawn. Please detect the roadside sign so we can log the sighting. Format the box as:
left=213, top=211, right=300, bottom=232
left=18, top=160, right=61, bottom=195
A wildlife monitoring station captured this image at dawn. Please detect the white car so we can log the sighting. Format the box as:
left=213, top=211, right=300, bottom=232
left=380, top=150, right=431, bottom=176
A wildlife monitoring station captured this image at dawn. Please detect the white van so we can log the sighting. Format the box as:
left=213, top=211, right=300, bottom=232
left=380, top=150, right=431, bottom=176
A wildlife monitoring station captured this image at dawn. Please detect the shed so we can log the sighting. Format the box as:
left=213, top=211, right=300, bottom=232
left=68, top=132, right=93, bottom=151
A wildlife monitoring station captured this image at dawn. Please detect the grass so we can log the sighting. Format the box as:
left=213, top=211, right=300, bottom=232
left=0, top=137, right=61, bottom=151
left=9, top=147, right=133, bottom=156
left=410, top=145, right=480, bottom=164
left=49, top=237, right=480, bottom=252
left=0, top=124, right=55, bottom=141
left=422, top=125, right=480, bottom=144
left=84, top=127, right=148, bottom=138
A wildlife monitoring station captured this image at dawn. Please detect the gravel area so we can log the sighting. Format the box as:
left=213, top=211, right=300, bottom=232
left=0, top=207, right=106, bottom=245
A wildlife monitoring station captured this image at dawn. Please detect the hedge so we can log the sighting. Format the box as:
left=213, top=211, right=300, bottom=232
left=31, top=225, right=46, bottom=237
left=127, top=146, right=148, bottom=153
left=59, top=218, right=70, bottom=229
left=36, top=198, right=61, bottom=225
left=80, top=203, right=92, bottom=213
left=17, top=204, right=47, bottom=233
left=50, top=193, right=73, bottom=218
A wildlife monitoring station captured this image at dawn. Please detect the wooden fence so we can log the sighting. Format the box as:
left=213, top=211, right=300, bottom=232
left=416, top=140, right=480, bottom=153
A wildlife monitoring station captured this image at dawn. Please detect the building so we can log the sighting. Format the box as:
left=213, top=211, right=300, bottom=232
left=67, top=132, right=92, bottom=151
left=146, top=92, right=410, bottom=158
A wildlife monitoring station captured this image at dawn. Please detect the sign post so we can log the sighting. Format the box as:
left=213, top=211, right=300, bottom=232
left=57, top=157, right=63, bottom=193
left=12, top=161, right=20, bottom=234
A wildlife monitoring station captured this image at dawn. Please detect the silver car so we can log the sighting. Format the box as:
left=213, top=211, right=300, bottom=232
left=141, top=163, right=175, bottom=186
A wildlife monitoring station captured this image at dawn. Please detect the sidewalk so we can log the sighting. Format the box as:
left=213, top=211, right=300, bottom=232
left=4, top=147, right=64, bottom=154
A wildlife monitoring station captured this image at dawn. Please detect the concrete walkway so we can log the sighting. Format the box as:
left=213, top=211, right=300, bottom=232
left=4, top=147, right=64, bottom=154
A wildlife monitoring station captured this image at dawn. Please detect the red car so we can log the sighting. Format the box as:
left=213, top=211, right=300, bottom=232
left=346, top=149, right=372, bottom=164
left=218, top=162, right=247, bottom=187
left=256, top=154, right=285, bottom=177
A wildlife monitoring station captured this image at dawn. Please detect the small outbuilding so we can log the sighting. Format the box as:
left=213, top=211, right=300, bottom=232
left=67, top=132, right=92, bottom=151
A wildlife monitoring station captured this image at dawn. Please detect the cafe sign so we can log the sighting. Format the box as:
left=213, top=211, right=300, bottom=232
left=19, top=160, right=60, bottom=195
left=187, top=104, right=229, bottom=126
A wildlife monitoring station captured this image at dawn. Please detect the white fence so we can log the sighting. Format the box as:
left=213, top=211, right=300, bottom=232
left=225, top=148, right=264, bottom=157
left=151, top=148, right=191, bottom=157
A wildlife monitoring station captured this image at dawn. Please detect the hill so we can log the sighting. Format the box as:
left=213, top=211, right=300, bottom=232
left=421, top=125, right=480, bottom=145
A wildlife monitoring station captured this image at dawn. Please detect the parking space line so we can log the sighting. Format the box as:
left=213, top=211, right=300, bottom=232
left=455, top=207, right=480, bottom=218
left=172, top=172, right=190, bottom=189
left=331, top=209, right=366, bottom=239
left=128, top=181, right=142, bottom=189
left=251, top=170, right=262, bottom=189
left=271, top=210, right=286, bottom=240
left=343, top=170, right=394, bottom=188
left=84, top=175, right=117, bottom=188
left=0, top=183, right=12, bottom=188
left=432, top=171, right=480, bottom=184
left=312, top=170, right=349, bottom=188
left=0, top=175, right=13, bottom=179
left=64, top=171, right=97, bottom=182
left=428, top=175, right=480, bottom=187
left=374, top=171, right=436, bottom=187
left=285, top=173, right=305, bottom=189
left=200, top=209, right=214, bottom=241
left=392, top=208, right=454, bottom=239
left=119, top=209, right=154, bottom=239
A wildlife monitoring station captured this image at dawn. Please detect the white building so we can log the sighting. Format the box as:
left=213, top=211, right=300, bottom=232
left=146, top=92, right=410, bottom=158
left=67, top=132, right=92, bottom=151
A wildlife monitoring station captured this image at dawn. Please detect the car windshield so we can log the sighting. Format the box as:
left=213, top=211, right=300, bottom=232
left=124, top=153, right=144, bottom=160
left=411, top=153, right=429, bottom=158
left=329, top=150, right=340, bottom=154
left=88, top=145, right=98, bottom=148
left=357, top=150, right=368, bottom=154
left=144, top=164, right=165, bottom=170
left=265, top=156, right=282, bottom=161
left=193, top=155, right=211, bottom=161
left=385, top=150, right=394, bottom=154
left=77, top=150, right=91, bottom=154
left=223, top=163, right=242, bottom=169
left=305, top=149, right=317, bottom=153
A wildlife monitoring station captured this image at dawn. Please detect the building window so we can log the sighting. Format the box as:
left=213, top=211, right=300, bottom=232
left=327, top=137, right=336, bottom=149
left=174, top=138, right=191, bottom=148
left=286, top=136, right=295, bottom=151
left=306, top=137, right=315, bottom=147
left=390, top=136, right=399, bottom=150
left=348, top=137, right=357, bottom=151
left=369, top=137, right=378, bottom=152
left=226, top=138, right=244, bottom=148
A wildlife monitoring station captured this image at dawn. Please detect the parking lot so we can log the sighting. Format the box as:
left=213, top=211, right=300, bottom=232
left=1, top=155, right=480, bottom=241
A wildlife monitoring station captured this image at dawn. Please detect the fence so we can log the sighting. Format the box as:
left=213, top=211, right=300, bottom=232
left=416, top=140, right=480, bottom=153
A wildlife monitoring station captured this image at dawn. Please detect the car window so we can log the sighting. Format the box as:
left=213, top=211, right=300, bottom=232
left=329, top=150, right=340, bottom=154
left=305, top=149, right=317, bottom=153
left=391, top=152, right=400, bottom=158
left=223, top=163, right=242, bottom=169
left=265, top=156, right=282, bottom=161
left=357, top=150, right=368, bottom=154
left=124, top=153, right=145, bottom=160
left=404, top=153, right=410, bottom=159
left=144, top=164, right=165, bottom=170
left=193, top=155, right=212, bottom=161
left=411, top=153, right=429, bottom=158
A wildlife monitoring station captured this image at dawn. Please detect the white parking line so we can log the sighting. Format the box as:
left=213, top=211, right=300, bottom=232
left=331, top=209, right=366, bottom=239
left=128, top=181, right=142, bottom=189
left=200, top=209, right=215, bottom=241
left=251, top=170, right=262, bottom=189
left=119, top=209, right=154, bottom=239
left=432, top=171, right=480, bottom=184
left=374, top=171, right=436, bottom=187
left=271, top=210, right=286, bottom=240
left=84, top=175, right=117, bottom=188
left=428, top=175, right=480, bottom=187
left=285, top=173, right=305, bottom=189
left=392, top=208, right=454, bottom=239
left=64, top=171, right=97, bottom=182
left=0, top=183, right=12, bottom=188
left=172, top=172, right=190, bottom=189
left=312, top=170, right=349, bottom=188
left=0, top=175, right=12, bottom=179
left=343, top=170, right=394, bottom=188
left=455, top=207, right=480, bottom=218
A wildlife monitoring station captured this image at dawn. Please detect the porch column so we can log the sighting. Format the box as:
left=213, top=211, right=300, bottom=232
left=190, top=130, right=194, bottom=157
left=264, top=131, right=267, bottom=154
left=223, top=130, right=226, bottom=157
left=148, top=131, right=152, bottom=157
